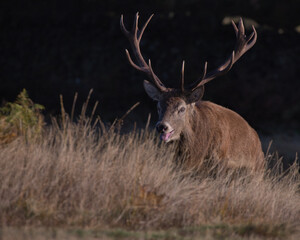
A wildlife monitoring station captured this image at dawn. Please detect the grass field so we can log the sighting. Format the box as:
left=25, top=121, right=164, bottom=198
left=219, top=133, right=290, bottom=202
left=0, top=94, right=299, bottom=239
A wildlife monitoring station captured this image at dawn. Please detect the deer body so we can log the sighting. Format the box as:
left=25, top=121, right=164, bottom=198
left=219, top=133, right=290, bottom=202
left=121, top=13, right=265, bottom=171
left=183, top=101, right=264, bottom=170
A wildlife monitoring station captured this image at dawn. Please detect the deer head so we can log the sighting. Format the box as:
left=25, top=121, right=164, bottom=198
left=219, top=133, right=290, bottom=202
left=120, top=13, right=257, bottom=142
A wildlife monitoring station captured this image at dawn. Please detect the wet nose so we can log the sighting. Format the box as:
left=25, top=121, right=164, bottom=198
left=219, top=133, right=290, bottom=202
left=156, top=122, right=169, bottom=133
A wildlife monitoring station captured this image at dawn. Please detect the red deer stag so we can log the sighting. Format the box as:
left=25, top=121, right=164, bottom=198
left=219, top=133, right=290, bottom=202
left=120, top=13, right=264, bottom=172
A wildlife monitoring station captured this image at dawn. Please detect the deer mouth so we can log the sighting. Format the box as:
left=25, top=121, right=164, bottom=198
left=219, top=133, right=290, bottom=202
left=160, top=129, right=175, bottom=142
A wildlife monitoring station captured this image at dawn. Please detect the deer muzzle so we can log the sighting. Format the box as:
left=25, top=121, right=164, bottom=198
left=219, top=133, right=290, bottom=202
left=156, top=122, right=175, bottom=142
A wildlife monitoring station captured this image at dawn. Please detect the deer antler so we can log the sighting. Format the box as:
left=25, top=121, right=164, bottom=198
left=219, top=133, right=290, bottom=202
left=189, top=18, right=257, bottom=91
left=120, top=13, right=167, bottom=92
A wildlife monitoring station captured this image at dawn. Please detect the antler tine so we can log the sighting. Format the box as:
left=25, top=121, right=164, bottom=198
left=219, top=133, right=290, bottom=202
left=232, top=19, right=239, bottom=38
left=120, top=13, right=167, bottom=92
left=138, top=14, right=154, bottom=42
left=148, top=60, right=166, bottom=89
left=120, top=14, right=130, bottom=36
left=237, top=18, right=245, bottom=36
left=194, top=52, right=235, bottom=89
left=246, top=25, right=257, bottom=49
left=232, top=18, right=257, bottom=63
left=201, top=61, right=208, bottom=81
left=124, top=49, right=144, bottom=71
left=132, top=12, right=139, bottom=37
left=191, top=61, right=210, bottom=89
left=233, top=19, right=257, bottom=51
left=190, top=18, right=257, bottom=91
left=181, top=61, right=185, bottom=92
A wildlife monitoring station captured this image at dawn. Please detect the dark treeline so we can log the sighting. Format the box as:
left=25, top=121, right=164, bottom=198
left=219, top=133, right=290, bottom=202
left=0, top=0, right=300, bottom=131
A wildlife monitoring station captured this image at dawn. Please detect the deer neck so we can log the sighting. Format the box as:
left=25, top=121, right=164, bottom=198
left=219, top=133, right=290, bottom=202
left=180, top=101, right=217, bottom=157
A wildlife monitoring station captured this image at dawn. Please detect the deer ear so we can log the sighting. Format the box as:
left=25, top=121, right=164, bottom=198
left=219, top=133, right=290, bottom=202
left=143, top=80, right=162, bottom=101
left=187, top=85, right=205, bottom=103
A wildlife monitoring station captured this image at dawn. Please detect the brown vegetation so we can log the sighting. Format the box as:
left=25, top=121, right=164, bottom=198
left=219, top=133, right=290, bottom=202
left=0, top=110, right=299, bottom=239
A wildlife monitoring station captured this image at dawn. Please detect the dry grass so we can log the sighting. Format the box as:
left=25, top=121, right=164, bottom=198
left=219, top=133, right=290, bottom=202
left=0, top=114, right=299, bottom=238
left=0, top=93, right=299, bottom=239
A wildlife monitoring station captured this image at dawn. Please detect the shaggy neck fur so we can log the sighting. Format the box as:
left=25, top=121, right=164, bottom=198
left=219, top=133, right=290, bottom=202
left=176, top=100, right=264, bottom=172
left=178, top=101, right=226, bottom=171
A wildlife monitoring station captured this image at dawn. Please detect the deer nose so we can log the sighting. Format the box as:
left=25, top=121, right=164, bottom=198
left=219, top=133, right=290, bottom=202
left=156, top=122, right=169, bottom=133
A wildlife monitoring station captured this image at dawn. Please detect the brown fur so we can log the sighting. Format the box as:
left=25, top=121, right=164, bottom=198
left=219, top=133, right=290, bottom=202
left=179, top=101, right=264, bottom=172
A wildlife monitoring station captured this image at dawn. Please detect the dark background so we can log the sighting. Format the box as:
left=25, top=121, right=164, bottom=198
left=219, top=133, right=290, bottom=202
left=1, top=0, right=300, bottom=134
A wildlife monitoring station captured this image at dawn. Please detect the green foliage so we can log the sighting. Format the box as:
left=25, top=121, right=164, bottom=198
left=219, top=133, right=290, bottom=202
left=0, top=89, right=45, bottom=143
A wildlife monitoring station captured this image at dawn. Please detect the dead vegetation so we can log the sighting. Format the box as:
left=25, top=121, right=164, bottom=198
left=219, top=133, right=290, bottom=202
left=0, top=92, right=299, bottom=239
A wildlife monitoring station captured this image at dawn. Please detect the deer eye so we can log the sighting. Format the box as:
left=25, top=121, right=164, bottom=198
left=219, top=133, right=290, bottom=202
left=178, top=107, right=186, bottom=114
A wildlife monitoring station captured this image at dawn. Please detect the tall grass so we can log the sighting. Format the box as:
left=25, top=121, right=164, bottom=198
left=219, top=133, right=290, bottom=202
left=0, top=93, right=299, bottom=238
